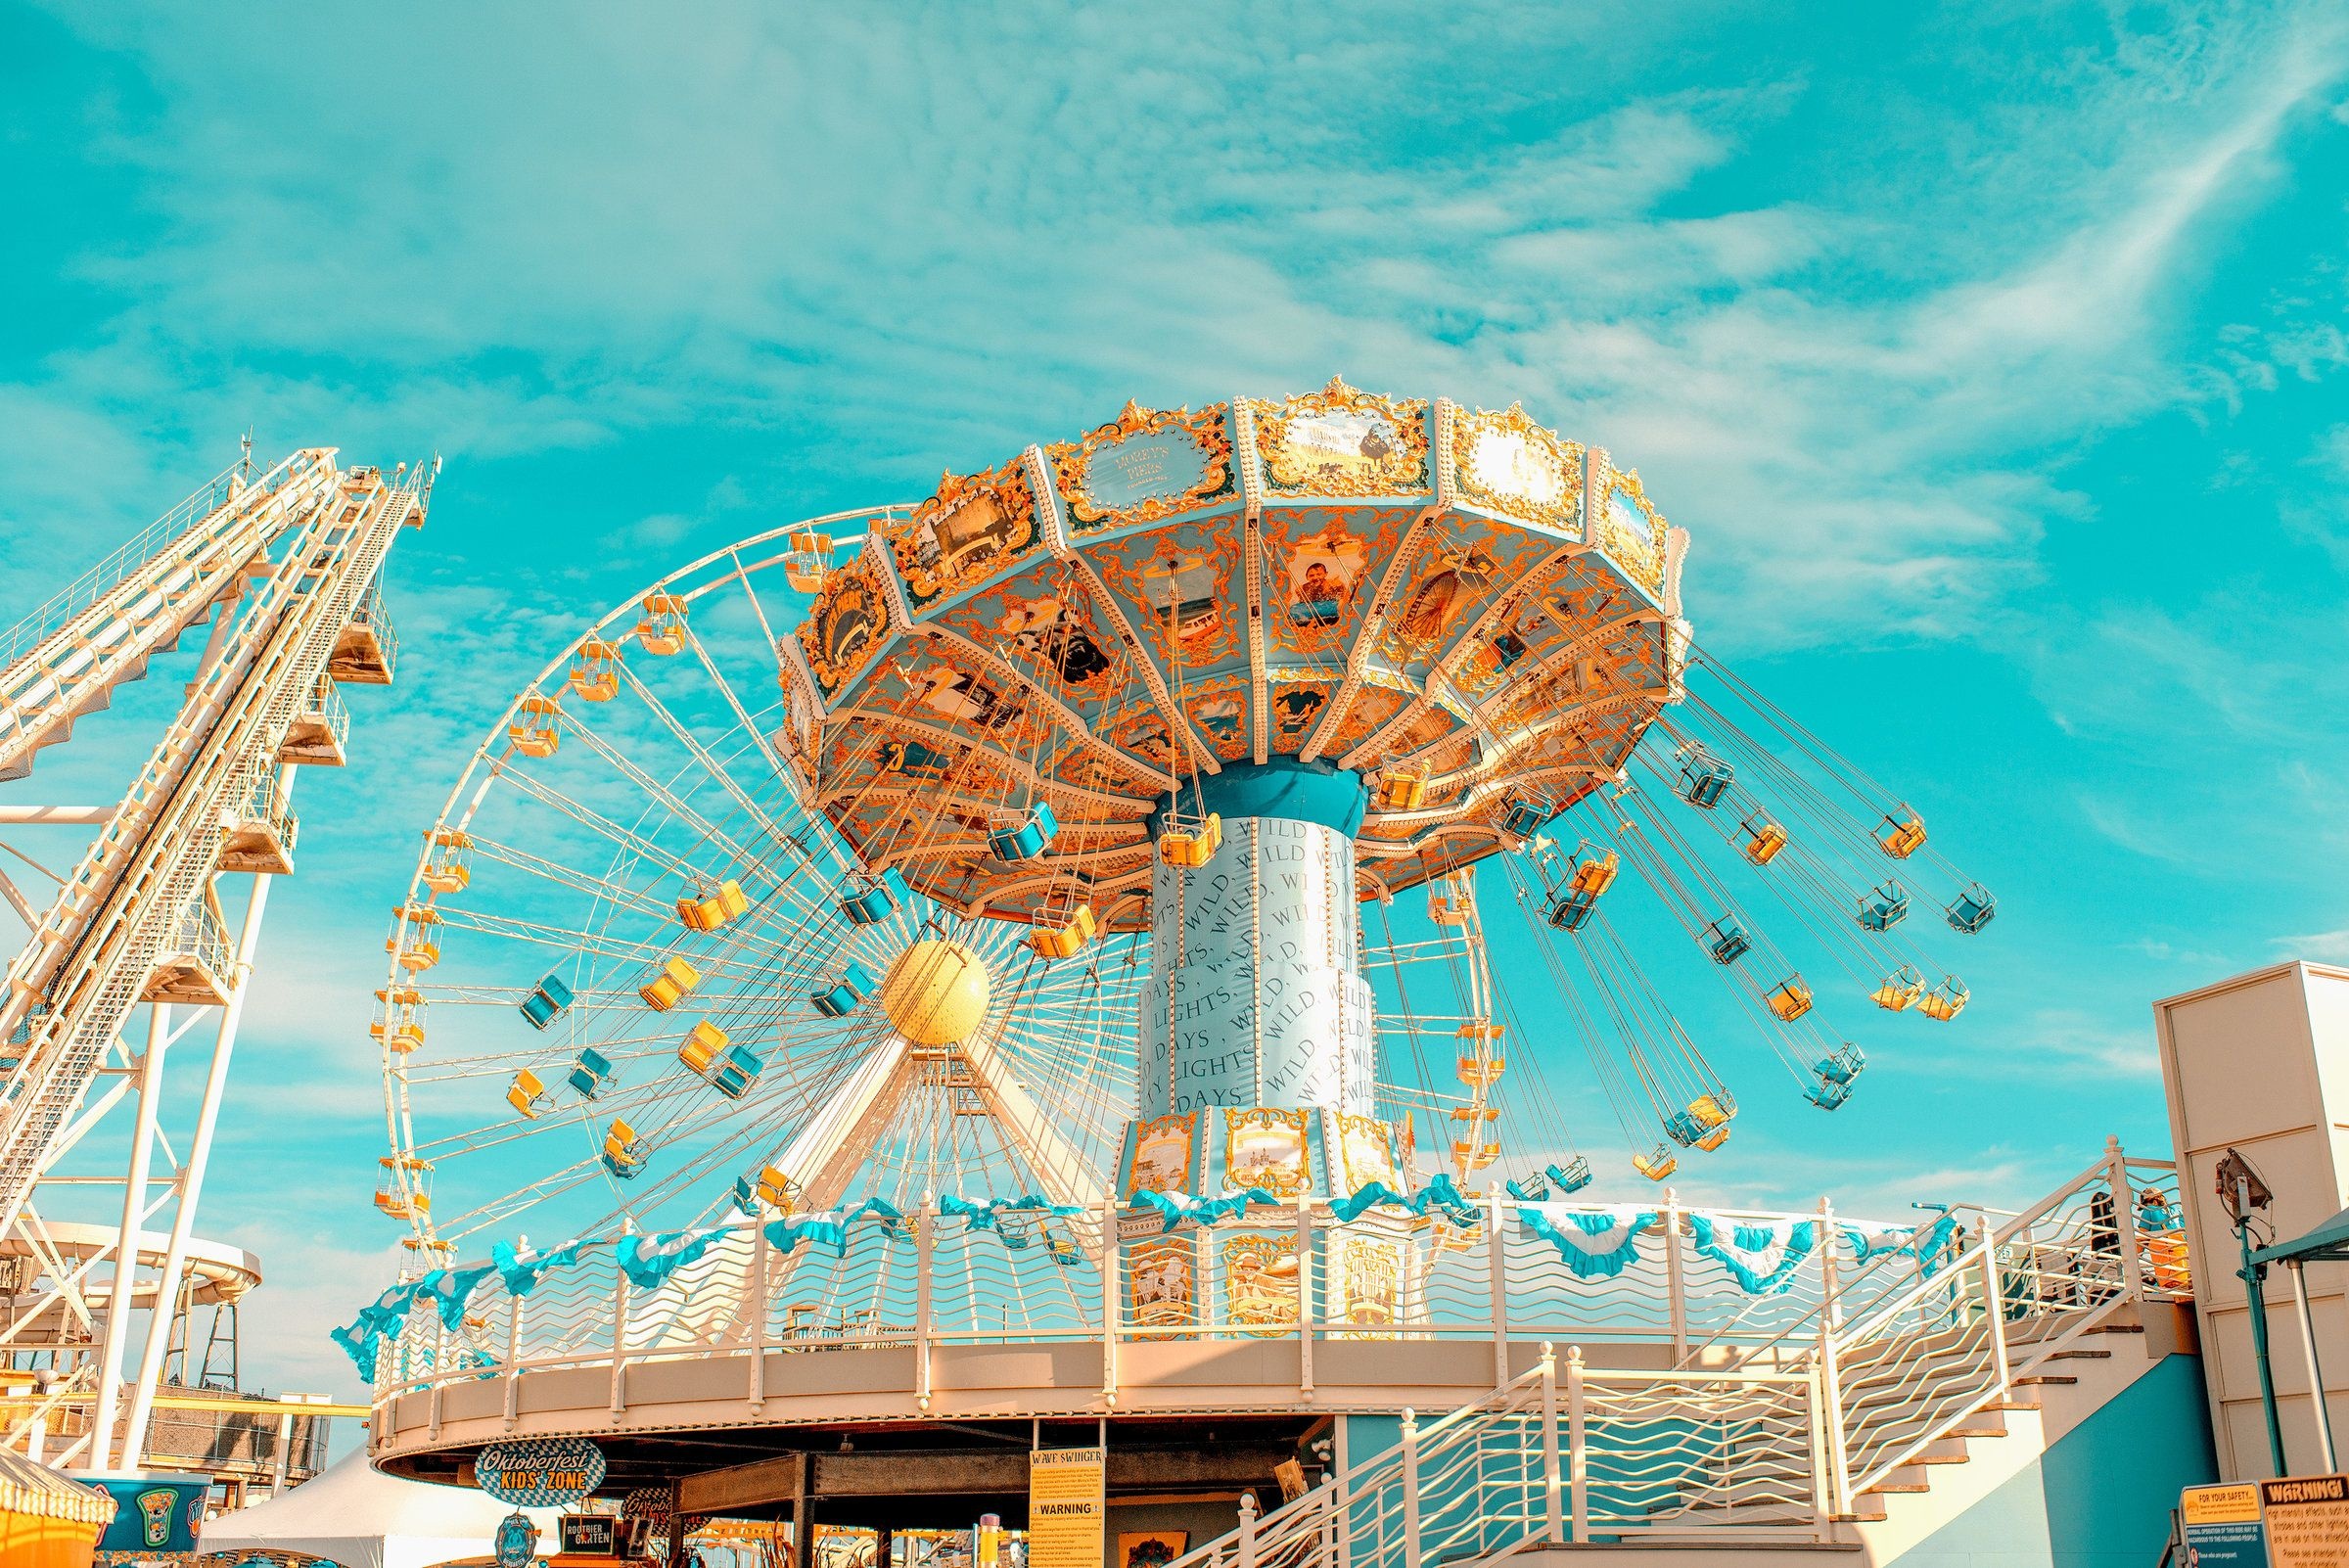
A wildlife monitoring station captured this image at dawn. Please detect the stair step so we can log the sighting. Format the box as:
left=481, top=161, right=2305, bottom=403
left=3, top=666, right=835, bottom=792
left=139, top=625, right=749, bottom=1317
left=2014, top=1375, right=2076, bottom=1386
left=1980, top=1398, right=2043, bottom=1411
left=2048, top=1349, right=2111, bottom=1360
left=1864, top=1483, right=1933, bottom=1496
left=2090, top=1322, right=2146, bottom=1334
left=1950, top=1426, right=2009, bottom=1439
left=1912, top=1453, right=1971, bottom=1466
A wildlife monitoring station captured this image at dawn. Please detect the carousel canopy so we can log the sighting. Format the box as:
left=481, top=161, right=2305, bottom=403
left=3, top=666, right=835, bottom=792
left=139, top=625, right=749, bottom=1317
left=782, top=379, right=1686, bottom=930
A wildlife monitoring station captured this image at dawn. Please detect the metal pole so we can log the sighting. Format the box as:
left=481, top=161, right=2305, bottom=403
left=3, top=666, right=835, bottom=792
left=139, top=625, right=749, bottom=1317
left=118, top=849, right=282, bottom=1468
left=1487, top=1182, right=1509, bottom=1387
left=1663, top=1187, right=1686, bottom=1362
left=1976, top=1217, right=2012, bottom=1401
left=1297, top=1198, right=1314, bottom=1399
left=2109, top=1137, right=2144, bottom=1309
left=91, top=1000, right=172, bottom=1469
left=2289, top=1260, right=2337, bottom=1470
left=2237, top=1182, right=2288, bottom=1475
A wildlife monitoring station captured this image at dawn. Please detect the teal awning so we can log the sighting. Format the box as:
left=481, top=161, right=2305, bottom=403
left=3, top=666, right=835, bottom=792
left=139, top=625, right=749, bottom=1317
left=2252, top=1205, right=2349, bottom=1266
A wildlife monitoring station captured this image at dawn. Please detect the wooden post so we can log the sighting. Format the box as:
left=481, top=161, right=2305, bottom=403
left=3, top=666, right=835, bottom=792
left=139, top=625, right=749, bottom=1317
left=1399, top=1409, right=1422, bottom=1567
left=792, top=1453, right=815, bottom=1568
left=915, top=1200, right=936, bottom=1411
left=1297, top=1198, right=1315, bottom=1399
left=749, top=1222, right=770, bottom=1411
left=1977, top=1217, right=2011, bottom=1401
left=1099, top=1198, right=1119, bottom=1407
left=1538, top=1344, right=1563, bottom=1544
left=1565, top=1347, right=1589, bottom=1544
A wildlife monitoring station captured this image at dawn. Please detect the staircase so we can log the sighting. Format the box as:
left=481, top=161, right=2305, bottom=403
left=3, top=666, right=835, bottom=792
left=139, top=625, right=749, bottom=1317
left=1163, top=1150, right=2197, bottom=1566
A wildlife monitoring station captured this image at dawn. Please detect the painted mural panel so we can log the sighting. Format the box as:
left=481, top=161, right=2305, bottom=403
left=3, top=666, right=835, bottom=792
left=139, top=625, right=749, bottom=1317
left=1449, top=403, right=1584, bottom=537
left=1220, top=1233, right=1300, bottom=1334
left=1595, top=466, right=1670, bottom=595
left=1047, top=401, right=1237, bottom=535
left=889, top=457, right=1042, bottom=609
left=1248, top=378, right=1430, bottom=500
left=796, top=554, right=893, bottom=701
left=1130, top=1236, right=1197, bottom=1329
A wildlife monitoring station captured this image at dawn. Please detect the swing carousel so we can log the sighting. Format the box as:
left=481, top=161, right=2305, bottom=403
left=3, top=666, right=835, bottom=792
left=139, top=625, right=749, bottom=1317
left=356, top=382, right=1996, bottom=1530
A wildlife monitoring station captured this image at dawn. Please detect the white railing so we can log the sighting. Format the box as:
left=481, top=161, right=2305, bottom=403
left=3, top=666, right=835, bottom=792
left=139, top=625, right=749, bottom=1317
left=1137, top=1143, right=2188, bottom=1561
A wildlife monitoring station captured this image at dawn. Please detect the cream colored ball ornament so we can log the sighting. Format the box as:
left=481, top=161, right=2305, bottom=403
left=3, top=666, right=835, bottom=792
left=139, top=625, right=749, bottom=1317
left=877, top=939, right=991, bottom=1045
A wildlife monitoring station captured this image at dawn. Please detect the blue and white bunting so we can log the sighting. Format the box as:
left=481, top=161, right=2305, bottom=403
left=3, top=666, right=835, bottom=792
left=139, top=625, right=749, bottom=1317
left=1129, top=1186, right=1279, bottom=1233
left=617, top=1220, right=737, bottom=1290
left=490, top=1237, right=585, bottom=1299
left=419, top=1264, right=497, bottom=1329
left=1331, top=1175, right=1484, bottom=1226
left=1690, top=1215, right=1819, bottom=1295
left=1514, top=1206, right=1660, bottom=1278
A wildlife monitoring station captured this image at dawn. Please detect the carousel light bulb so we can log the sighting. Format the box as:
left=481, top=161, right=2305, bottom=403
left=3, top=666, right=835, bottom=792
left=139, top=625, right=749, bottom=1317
left=877, top=939, right=990, bottom=1045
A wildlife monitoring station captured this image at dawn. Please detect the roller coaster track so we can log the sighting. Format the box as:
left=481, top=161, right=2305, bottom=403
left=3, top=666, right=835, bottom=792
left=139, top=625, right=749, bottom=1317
left=0, top=448, right=433, bottom=1467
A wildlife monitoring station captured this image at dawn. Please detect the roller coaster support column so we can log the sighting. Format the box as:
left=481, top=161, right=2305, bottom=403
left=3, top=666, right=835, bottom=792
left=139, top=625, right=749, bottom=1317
left=88, top=999, right=174, bottom=1464
left=115, top=774, right=289, bottom=1469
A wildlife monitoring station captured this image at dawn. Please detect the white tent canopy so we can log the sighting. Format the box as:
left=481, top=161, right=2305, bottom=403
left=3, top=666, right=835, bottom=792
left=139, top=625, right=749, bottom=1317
left=198, top=1451, right=563, bottom=1568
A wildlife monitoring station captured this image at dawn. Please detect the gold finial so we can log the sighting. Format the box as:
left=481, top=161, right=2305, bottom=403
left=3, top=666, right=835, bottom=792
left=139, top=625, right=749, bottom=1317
left=1115, top=398, right=1153, bottom=435
left=1321, top=375, right=1357, bottom=398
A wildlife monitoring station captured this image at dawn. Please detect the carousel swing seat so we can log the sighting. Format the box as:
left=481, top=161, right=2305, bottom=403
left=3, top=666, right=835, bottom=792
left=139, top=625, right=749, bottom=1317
left=1738, top=811, right=1788, bottom=864
left=1030, top=892, right=1097, bottom=959
left=1499, top=793, right=1554, bottom=840
left=678, top=878, right=752, bottom=933
left=1633, top=1147, right=1679, bottom=1182
left=1376, top=768, right=1428, bottom=811
left=1159, top=811, right=1222, bottom=868
left=1676, top=747, right=1734, bottom=808
left=1545, top=890, right=1598, bottom=931
left=838, top=866, right=909, bottom=925
left=1858, top=880, right=1911, bottom=932
left=1703, top=915, right=1752, bottom=966
left=1765, top=976, right=1815, bottom=1022
left=1871, top=964, right=1926, bottom=1011
left=1806, top=1079, right=1855, bottom=1111
left=1917, top=977, right=1969, bottom=1022
left=990, top=801, right=1059, bottom=862
left=1875, top=810, right=1928, bottom=859
left=1945, top=883, right=1997, bottom=934
left=1549, top=1158, right=1594, bottom=1194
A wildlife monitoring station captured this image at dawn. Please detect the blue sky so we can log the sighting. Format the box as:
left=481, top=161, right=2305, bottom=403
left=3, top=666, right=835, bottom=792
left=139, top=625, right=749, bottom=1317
left=3, top=2, right=2347, bottom=1405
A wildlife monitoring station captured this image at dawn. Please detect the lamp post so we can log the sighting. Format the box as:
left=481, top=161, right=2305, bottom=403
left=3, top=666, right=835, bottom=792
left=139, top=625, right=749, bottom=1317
left=2218, top=1148, right=2287, bottom=1475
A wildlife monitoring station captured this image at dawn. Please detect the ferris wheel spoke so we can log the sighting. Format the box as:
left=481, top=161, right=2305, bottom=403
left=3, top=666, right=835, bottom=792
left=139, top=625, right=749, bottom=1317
left=614, top=656, right=817, bottom=870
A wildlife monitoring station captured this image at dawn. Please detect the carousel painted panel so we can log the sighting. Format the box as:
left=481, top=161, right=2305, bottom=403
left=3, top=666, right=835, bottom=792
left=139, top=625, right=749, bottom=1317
left=1220, top=1106, right=1315, bottom=1199
left=1262, top=673, right=1336, bottom=756
left=1256, top=505, right=1415, bottom=668
left=929, top=571, right=1135, bottom=723
left=1444, top=402, right=1585, bottom=540
left=1369, top=519, right=1563, bottom=683
left=1046, top=400, right=1240, bottom=540
left=1245, top=378, right=1432, bottom=504
left=1329, top=1233, right=1405, bottom=1331
left=1590, top=460, right=1671, bottom=602
left=1128, top=1234, right=1200, bottom=1332
left=1087, top=517, right=1248, bottom=683
left=1218, top=1231, right=1301, bottom=1336
left=1304, top=674, right=1412, bottom=763
left=1181, top=674, right=1253, bottom=764
left=1122, top=1111, right=1202, bottom=1196
left=1326, top=1110, right=1403, bottom=1194
left=1040, top=730, right=1166, bottom=801
left=885, top=455, right=1048, bottom=614
left=796, top=552, right=898, bottom=703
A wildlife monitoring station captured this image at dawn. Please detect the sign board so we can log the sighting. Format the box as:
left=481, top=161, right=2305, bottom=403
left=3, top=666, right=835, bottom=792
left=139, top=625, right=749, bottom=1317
left=81, top=1473, right=207, bottom=1556
left=562, top=1514, right=622, bottom=1555
left=479, top=1436, right=607, bottom=1507
left=1029, top=1447, right=1105, bottom=1568
left=494, top=1511, right=541, bottom=1568
left=2184, top=1483, right=2270, bottom=1567
left=2263, top=1474, right=2349, bottom=1568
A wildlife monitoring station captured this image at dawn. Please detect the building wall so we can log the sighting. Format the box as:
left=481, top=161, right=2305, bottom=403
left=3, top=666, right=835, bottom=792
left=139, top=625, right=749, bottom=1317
left=2154, top=960, right=2349, bottom=1479
left=1888, top=1354, right=2217, bottom=1567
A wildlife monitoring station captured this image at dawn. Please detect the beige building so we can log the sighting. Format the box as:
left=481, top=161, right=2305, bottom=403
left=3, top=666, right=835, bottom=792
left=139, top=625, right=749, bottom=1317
left=2156, top=959, right=2349, bottom=1478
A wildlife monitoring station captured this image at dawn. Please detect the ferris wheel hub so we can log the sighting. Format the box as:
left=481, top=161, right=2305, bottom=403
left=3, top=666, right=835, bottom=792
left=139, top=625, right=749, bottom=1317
left=877, top=938, right=991, bottom=1046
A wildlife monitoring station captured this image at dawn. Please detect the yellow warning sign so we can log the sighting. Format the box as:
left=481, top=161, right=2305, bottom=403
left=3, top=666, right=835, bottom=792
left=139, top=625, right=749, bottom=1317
left=1029, top=1447, right=1105, bottom=1568
left=2185, top=1484, right=2266, bottom=1525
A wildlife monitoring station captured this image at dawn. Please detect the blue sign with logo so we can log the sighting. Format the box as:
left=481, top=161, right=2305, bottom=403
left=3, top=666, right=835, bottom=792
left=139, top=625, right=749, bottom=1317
left=495, top=1509, right=541, bottom=1568
left=79, top=1473, right=207, bottom=1554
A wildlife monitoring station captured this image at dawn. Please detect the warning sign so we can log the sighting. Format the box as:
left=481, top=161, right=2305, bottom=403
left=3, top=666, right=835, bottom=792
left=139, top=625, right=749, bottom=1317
left=2263, top=1474, right=2349, bottom=1568
left=1029, top=1447, right=1105, bottom=1568
left=2185, top=1482, right=2271, bottom=1567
